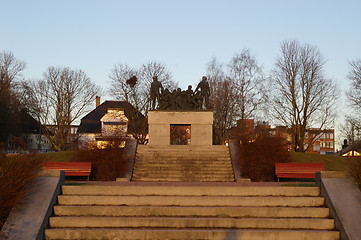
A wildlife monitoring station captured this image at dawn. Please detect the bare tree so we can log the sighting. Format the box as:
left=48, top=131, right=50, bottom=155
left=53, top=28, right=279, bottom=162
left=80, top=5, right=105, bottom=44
left=339, top=116, right=361, bottom=146
left=140, top=61, right=176, bottom=91
left=109, top=61, right=176, bottom=112
left=340, top=59, right=361, bottom=147
left=211, top=77, right=241, bottom=144
left=24, top=67, right=100, bottom=151
left=347, top=59, right=361, bottom=113
left=207, top=57, right=229, bottom=144
left=109, top=63, right=143, bottom=109
left=270, top=40, right=339, bottom=152
left=109, top=61, right=176, bottom=144
left=0, top=52, right=26, bottom=144
left=207, top=52, right=266, bottom=145
left=228, top=49, right=266, bottom=120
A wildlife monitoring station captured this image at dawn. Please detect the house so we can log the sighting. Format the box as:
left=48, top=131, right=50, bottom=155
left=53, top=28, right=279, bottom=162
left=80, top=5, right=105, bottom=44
left=339, top=140, right=361, bottom=157
left=77, top=98, right=146, bottom=148
left=6, top=109, right=52, bottom=153
left=22, top=133, right=52, bottom=153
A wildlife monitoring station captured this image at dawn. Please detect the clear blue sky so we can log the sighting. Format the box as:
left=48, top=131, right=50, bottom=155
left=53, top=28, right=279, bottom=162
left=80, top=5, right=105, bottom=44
left=1, top=0, right=360, bottom=142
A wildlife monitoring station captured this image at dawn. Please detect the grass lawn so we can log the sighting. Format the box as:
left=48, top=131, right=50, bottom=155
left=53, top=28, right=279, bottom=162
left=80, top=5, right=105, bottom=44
left=291, top=152, right=349, bottom=171
left=41, top=151, right=76, bottom=162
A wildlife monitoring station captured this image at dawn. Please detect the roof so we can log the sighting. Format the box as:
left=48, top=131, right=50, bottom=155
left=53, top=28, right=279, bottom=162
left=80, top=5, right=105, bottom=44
left=77, top=101, right=146, bottom=134
left=338, top=141, right=361, bottom=156
left=18, top=109, right=41, bottom=135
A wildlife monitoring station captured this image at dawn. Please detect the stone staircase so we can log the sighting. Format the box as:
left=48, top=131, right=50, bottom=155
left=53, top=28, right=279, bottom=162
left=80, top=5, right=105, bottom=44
left=132, top=145, right=235, bottom=181
left=45, top=184, right=340, bottom=240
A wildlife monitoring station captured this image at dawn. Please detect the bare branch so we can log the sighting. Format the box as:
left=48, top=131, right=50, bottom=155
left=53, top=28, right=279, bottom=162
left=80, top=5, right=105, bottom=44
left=25, top=67, right=100, bottom=151
left=270, top=40, right=339, bottom=152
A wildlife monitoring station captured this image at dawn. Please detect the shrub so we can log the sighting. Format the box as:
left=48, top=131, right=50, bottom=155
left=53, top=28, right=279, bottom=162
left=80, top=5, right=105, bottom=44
left=75, top=139, right=134, bottom=181
left=0, top=154, right=42, bottom=229
left=238, top=129, right=291, bottom=181
left=347, top=157, right=361, bottom=188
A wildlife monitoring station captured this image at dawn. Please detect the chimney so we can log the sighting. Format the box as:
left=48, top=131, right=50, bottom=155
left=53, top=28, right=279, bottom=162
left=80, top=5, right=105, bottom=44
left=96, top=96, right=100, bottom=108
left=342, top=139, right=348, bottom=149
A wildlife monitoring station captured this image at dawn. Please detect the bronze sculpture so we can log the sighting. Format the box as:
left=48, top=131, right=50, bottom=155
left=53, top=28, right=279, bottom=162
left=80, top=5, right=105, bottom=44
left=149, top=76, right=164, bottom=110
left=194, top=76, right=210, bottom=109
left=150, top=75, right=211, bottom=111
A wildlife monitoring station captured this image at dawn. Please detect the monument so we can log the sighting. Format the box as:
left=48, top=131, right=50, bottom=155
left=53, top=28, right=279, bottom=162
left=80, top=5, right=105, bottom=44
left=148, top=76, right=213, bottom=145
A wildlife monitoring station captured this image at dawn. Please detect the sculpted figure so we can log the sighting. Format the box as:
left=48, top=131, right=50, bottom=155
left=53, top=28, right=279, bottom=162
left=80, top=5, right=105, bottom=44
left=185, top=85, right=195, bottom=110
left=149, top=76, right=164, bottom=110
left=174, top=88, right=183, bottom=110
left=195, top=76, right=210, bottom=109
left=194, top=91, right=203, bottom=109
left=168, top=89, right=177, bottom=110
left=158, top=89, right=171, bottom=110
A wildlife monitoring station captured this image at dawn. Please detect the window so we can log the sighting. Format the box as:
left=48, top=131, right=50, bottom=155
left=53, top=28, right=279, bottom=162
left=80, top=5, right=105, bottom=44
left=313, top=144, right=320, bottom=152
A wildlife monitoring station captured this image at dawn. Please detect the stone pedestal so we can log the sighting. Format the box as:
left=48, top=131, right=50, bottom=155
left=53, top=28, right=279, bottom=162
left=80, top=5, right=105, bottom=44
left=148, top=111, right=213, bottom=145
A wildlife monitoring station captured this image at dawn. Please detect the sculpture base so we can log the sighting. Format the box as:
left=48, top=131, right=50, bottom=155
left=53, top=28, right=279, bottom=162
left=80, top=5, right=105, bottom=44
left=148, top=111, right=213, bottom=145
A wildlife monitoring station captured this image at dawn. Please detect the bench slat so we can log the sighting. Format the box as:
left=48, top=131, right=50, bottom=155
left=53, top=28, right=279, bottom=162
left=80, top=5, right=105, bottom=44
left=42, top=162, right=91, bottom=177
left=275, top=163, right=324, bottom=179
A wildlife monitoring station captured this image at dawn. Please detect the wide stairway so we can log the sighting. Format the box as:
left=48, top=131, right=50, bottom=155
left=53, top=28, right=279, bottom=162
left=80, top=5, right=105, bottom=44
left=45, top=184, right=340, bottom=239
left=132, top=145, right=235, bottom=181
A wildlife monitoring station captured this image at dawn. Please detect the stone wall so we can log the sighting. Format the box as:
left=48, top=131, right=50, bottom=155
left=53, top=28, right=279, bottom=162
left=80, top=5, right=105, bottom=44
left=148, top=111, right=213, bottom=145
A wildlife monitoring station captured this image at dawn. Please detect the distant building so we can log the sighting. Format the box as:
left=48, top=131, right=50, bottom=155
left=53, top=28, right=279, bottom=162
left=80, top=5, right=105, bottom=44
left=77, top=99, right=146, bottom=148
left=304, top=128, right=335, bottom=155
left=6, top=109, right=52, bottom=153
left=22, top=133, right=52, bottom=153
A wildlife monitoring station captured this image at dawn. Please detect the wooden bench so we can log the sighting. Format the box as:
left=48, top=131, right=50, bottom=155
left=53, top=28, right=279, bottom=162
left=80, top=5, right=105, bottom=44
left=42, top=162, right=91, bottom=178
left=275, top=163, right=324, bottom=181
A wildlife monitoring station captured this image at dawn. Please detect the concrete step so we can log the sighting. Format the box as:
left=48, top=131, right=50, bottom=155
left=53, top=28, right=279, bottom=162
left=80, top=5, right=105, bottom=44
left=138, top=145, right=229, bottom=150
left=132, top=170, right=234, bottom=175
left=135, top=158, right=232, bottom=166
left=135, top=159, right=231, bottom=164
left=132, top=173, right=234, bottom=178
left=45, top=228, right=340, bottom=240
left=134, top=162, right=232, bottom=167
left=132, top=169, right=233, bottom=174
left=134, top=144, right=233, bottom=182
left=137, top=148, right=229, bottom=153
left=61, top=186, right=321, bottom=197
left=138, top=147, right=229, bottom=151
left=137, top=157, right=230, bottom=161
left=131, top=177, right=235, bottom=182
left=134, top=166, right=230, bottom=170
left=136, top=153, right=230, bottom=157
left=54, top=205, right=330, bottom=218
left=137, top=153, right=230, bottom=157
left=48, top=216, right=335, bottom=229
left=131, top=174, right=235, bottom=179
left=46, top=183, right=339, bottom=240
left=133, top=172, right=233, bottom=177
left=137, top=149, right=229, bottom=154
left=132, top=177, right=235, bottom=182
left=136, top=156, right=231, bottom=160
left=58, top=195, right=325, bottom=207
left=133, top=165, right=233, bottom=170
left=134, top=160, right=232, bottom=165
